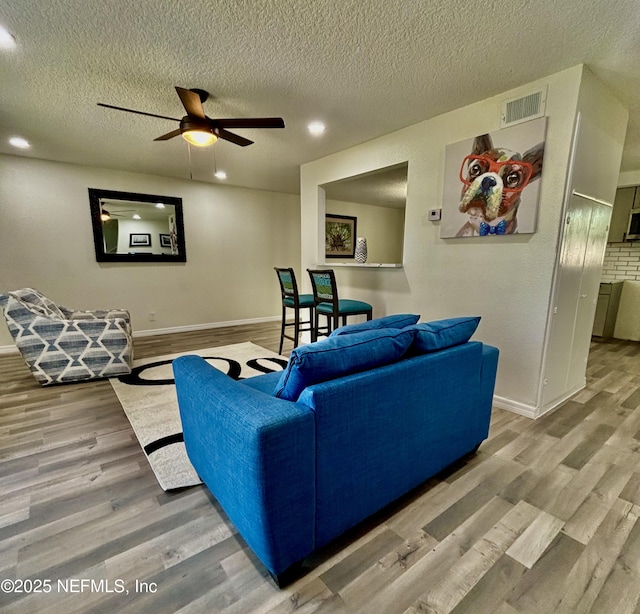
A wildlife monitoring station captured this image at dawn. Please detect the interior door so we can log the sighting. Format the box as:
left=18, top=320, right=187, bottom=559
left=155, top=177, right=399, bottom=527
left=568, top=198, right=611, bottom=386
left=542, top=193, right=611, bottom=408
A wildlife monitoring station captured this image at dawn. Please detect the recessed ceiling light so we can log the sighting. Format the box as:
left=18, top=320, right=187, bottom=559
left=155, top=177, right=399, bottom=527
left=214, top=170, right=227, bottom=180
left=0, top=25, right=16, bottom=49
left=308, top=121, right=325, bottom=136
left=9, top=137, right=30, bottom=149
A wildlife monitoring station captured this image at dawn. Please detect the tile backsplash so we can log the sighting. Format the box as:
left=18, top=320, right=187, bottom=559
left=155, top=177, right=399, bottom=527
left=601, top=242, right=640, bottom=281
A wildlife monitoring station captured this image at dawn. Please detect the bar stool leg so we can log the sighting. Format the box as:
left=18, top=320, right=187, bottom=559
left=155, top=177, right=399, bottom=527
left=278, top=304, right=286, bottom=354
left=308, top=306, right=315, bottom=344
left=293, top=306, right=301, bottom=348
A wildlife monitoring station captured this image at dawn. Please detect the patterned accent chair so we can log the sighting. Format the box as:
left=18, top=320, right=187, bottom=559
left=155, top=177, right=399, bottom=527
left=0, top=288, right=133, bottom=386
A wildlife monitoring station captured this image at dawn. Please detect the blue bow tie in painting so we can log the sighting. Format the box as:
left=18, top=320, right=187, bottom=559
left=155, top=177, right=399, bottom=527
left=479, top=220, right=507, bottom=236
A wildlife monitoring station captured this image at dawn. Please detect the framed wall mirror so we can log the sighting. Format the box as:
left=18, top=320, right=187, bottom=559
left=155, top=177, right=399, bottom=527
left=88, top=188, right=187, bottom=262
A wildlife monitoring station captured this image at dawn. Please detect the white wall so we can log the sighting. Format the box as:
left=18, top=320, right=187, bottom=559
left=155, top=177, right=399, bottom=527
left=540, top=68, right=628, bottom=412
left=301, top=65, right=596, bottom=414
left=619, top=170, right=640, bottom=187
left=0, top=155, right=301, bottom=347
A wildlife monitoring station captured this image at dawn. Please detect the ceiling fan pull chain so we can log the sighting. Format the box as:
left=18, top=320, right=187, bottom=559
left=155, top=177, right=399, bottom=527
left=187, top=142, right=193, bottom=180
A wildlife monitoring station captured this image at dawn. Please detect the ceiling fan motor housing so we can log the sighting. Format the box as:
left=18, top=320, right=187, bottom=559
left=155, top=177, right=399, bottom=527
left=189, top=88, right=210, bottom=104
left=180, top=116, right=213, bottom=135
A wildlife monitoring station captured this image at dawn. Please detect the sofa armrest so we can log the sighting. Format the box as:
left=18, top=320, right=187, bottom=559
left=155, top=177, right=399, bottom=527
left=476, top=344, right=499, bottom=441
left=481, top=345, right=499, bottom=406
left=173, top=355, right=316, bottom=577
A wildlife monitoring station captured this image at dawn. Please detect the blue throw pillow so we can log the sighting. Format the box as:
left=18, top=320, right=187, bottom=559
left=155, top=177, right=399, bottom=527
left=275, top=327, right=415, bottom=401
left=329, top=313, right=420, bottom=337
left=407, top=316, right=481, bottom=353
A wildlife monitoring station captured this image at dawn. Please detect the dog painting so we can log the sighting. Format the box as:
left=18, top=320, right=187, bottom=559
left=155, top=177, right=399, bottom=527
left=440, top=117, right=546, bottom=238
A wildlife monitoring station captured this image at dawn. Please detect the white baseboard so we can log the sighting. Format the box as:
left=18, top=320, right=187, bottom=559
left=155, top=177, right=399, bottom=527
left=0, top=316, right=281, bottom=354
left=492, top=395, right=538, bottom=419
left=132, top=315, right=281, bottom=338
left=493, top=381, right=585, bottom=420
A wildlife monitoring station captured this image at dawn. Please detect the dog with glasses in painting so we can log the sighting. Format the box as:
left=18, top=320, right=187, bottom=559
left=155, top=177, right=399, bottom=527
left=455, top=133, right=544, bottom=237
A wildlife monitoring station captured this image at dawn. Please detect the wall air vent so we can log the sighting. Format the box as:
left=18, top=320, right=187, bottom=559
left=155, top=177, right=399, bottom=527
left=500, top=87, right=547, bottom=128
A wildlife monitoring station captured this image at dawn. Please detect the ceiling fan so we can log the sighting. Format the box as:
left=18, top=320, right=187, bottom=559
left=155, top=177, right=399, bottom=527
left=98, top=86, right=285, bottom=147
left=100, top=208, right=135, bottom=221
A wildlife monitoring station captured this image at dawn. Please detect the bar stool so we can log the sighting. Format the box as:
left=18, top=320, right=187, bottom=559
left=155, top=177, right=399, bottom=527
left=307, top=269, right=373, bottom=340
left=274, top=267, right=315, bottom=354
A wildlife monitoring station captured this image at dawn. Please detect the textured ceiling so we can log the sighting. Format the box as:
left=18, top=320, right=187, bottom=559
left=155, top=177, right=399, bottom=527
left=1, top=0, right=640, bottom=195
left=323, top=163, right=408, bottom=208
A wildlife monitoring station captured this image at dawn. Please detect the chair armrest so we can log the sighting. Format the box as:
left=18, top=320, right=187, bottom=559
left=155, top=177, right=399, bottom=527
left=60, top=307, right=130, bottom=321
left=57, top=309, right=132, bottom=342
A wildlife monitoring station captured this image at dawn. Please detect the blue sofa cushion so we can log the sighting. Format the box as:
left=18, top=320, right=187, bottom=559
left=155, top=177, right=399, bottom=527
left=406, top=316, right=480, bottom=353
left=329, top=313, right=420, bottom=337
left=274, top=327, right=415, bottom=401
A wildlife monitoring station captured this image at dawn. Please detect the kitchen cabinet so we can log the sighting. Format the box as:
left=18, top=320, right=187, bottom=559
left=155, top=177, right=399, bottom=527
left=609, top=187, right=640, bottom=243
left=593, top=282, right=622, bottom=337
left=614, top=280, right=640, bottom=340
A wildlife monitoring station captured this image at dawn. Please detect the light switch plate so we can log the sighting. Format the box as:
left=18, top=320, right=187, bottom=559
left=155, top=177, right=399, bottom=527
left=428, top=208, right=441, bottom=221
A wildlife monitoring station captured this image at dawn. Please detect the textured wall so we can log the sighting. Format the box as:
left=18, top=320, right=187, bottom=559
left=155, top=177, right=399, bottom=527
left=0, top=155, right=301, bottom=348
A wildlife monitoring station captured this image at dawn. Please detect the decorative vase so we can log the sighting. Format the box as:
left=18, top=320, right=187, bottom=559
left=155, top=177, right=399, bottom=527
left=355, top=237, right=368, bottom=263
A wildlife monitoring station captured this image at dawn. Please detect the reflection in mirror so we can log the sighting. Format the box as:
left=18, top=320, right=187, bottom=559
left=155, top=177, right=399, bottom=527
left=321, top=162, right=407, bottom=264
left=89, top=189, right=186, bottom=262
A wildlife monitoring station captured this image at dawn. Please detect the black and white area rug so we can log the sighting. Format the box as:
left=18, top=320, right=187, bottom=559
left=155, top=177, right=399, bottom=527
left=110, top=342, right=287, bottom=491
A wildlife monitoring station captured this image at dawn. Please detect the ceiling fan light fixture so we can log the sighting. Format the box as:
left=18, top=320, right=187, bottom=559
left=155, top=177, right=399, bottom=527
left=100, top=209, right=111, bottom=221
left=0, top=25, right=16, bottom=49
left=182, top=129, right=217, bottom=147
left=308, top=121, right=325, bottom=136
left=9, top=136, right=30, bottom=149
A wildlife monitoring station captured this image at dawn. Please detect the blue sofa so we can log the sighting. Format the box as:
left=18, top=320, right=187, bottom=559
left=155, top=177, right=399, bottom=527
left=173, top=315, right=499, bottom=585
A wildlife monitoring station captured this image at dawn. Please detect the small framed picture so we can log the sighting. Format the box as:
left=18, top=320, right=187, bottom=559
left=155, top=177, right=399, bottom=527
left=325, top=214, right=357, bottom=258
left=159, top=234, right=171, bottom=248
left=129, top=233, right=151, bottom=247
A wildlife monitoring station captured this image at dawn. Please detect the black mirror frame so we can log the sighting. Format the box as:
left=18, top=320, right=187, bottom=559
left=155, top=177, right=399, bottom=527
left=89, top=188, right=187, bottom=263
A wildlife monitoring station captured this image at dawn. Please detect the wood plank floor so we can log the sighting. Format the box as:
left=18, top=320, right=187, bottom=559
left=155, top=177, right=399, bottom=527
left=2, top=327, right=640, bottom=613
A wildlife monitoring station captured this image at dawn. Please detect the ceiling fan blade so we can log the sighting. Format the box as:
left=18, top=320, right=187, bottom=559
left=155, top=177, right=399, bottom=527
left=175, top=86, right=206, bottom=119
left=97, top=103, right=179, bottom=123
left=214, top=117, right=285, bottom=129
left=154, top=128, right=183, bottom=141
left=216, top=129, right=254, bottom=147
